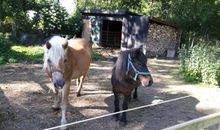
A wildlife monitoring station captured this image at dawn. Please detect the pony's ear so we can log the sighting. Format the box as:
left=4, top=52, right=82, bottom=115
left=135, top=45, right=143, bottom=55
left=46, top=42, right=51, bottom=49
left=63, top=36, right=68, bottom=49
left=62, top=41, right=68, bottom=49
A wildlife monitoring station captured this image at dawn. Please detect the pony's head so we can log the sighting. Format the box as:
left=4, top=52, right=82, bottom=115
left=127, top=47, right=153, bottom=87
left=43, top=36, right=69, bottom=89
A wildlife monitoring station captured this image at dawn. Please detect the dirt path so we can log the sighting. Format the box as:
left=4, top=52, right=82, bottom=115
left=0, top=57, right=220, bottom=130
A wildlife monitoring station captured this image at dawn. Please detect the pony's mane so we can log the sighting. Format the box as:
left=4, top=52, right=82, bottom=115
left=115, top=48, right=138, bottom=80
left=43, top=36, right=67, bottom=70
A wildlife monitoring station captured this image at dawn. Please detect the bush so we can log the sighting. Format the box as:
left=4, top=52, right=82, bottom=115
left=179, top=39, right=220, bottom=86
left=39, top=1, right=83, bottom=37
left=0, top=34, right=13, bottom=64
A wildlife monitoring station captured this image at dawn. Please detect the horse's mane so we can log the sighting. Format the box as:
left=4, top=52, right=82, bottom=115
left=43, top=36, right=67, bottom=71
left=114, top=48, right=138, bottom=80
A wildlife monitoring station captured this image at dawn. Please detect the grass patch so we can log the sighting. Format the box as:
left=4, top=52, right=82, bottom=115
left=0, top=44, right=44, bottom=64
left=0, top=36, right=101, bottom=64
left=92, top=48, right=102, bottom=61
left=1, top=45, right=102, bottom=64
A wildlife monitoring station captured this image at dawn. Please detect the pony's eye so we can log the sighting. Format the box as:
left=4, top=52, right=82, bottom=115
left=64, top=59, right=67, bottom=63
left=47, top=59, right=51, bottom=63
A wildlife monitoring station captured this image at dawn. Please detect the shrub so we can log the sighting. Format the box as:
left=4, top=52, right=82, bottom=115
left=179, top=40, right=220, bottom=86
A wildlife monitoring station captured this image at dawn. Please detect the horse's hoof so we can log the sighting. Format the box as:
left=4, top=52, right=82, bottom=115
left=119, top=121, right=127, bottom=127
left=51, top=106, right=60, bottom=111
left=112, top=115, right=119, bottom=121
left=76, top=93, right=81, bottom=97
left=59, top=126, right=68, bottom=130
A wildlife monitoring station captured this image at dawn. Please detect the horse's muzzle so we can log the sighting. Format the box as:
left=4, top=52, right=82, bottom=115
left=148, top=78, right=153, bottom=87
left=52, top=71, right=65, bottom=89
left=53, top=79, right=65, bottom=89
left=140, top=76, right=153, bottom=87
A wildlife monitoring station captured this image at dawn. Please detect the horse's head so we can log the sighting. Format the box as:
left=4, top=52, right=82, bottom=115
left=43, top=36, right=69, bottom=89
left=127, top=46, right=153, bottom=87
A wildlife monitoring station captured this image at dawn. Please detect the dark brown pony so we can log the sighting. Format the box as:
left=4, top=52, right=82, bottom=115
left=43, top=36, right=92, bottom=128
left=111, top=46, right=153, bottom=126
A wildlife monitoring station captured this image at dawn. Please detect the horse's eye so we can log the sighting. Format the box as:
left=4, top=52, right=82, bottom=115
left=64, top=59, right=67, bottom=63
left=47, top=59, right=51, bottom=63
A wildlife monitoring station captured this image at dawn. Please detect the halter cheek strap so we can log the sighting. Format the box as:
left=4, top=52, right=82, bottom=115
left=126, top=53, right=151, bottom=81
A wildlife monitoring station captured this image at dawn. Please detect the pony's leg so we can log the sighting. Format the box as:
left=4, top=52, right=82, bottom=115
left=52, top=89, right=61, bottom=111
left=133, top=88, right=138, bottom=100
left=120, top=96, right=129, bottom=126
left=113, top=93, right=119, bottom=121
left=76, top=75, right=85, bottom=97
left=60, top=81, right=70, bottom=129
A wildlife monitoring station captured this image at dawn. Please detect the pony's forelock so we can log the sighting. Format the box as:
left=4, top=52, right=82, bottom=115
left=43, top=36, right=67, bottom=70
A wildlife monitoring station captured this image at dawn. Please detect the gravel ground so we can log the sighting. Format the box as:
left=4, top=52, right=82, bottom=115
left=0, top=55, right=220, bottom=130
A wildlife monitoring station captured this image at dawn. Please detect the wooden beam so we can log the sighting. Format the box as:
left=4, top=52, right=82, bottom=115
left=163, top=112, right=220, bottom=130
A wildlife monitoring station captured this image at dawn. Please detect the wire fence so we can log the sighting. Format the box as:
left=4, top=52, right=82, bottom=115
left=44, top=95, right=191, bottom=130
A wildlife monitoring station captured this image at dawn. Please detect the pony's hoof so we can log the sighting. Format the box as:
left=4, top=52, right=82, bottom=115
left=119, top=121, right=127, bottom=127
left=59, top=126, right=68, bottom=130
left=76, top=93, right=81, bottom=97
left=51, top=106, right=60, bottom=111
left=112, top=115, right=119, bottom=121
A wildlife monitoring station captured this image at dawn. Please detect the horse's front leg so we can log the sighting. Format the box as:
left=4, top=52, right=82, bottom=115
left=76, top=75, right=85, bottom=97
left=120, top=96, right=129, bottom=126
left=60, top=80, right=70, bottom=129
left=52, top=89, right=61, bottom=111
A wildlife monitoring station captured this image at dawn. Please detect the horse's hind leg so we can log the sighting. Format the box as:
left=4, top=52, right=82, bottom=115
left=76, top=75, right=85, bottom=97
left=120, top=96, right=129, bottom=126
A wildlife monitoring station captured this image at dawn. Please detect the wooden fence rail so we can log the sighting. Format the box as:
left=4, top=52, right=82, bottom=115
left=163, top=112, right=220, bottom=130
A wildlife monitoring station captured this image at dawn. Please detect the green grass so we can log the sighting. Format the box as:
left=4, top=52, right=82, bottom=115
left=0, top=34, right=101, bottom=64
left=0, top=44, right=101, bottom=65
left=0, top=45, right=44, bottom=64
left=92, top=48, right=102, bottom=61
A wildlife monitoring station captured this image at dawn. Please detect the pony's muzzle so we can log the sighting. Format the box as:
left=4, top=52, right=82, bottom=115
left=148, top=78, right=153, bottom=87
left=139, top=75, right=153, bottom=87
left=52, top=71, right=65, bottom=89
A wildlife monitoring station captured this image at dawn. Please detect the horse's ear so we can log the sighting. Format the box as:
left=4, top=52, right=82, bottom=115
left=138, top=45, right=143, bottom=52
left=135, top=45, right=143, bottom=54
left=46, top=42, right=51, bottom=49
left=62, top=41, right=68, bottom=49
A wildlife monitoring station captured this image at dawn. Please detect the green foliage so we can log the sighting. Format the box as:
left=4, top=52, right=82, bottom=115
left=179, top=40, right=220, bottom=86
left=63, top=8, right=83, bottom=37
left=92, top=48, right=102, bottom=61
left=39, top=0, right=68, bottom=35
left=143, top=0, right=220, bottom=40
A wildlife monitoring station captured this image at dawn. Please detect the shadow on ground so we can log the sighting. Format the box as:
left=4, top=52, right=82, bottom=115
left=0, top=58, right=212, bottom=130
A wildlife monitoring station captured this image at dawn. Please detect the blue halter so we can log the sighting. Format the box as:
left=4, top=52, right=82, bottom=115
left=126, top=53, right=151, bottom=81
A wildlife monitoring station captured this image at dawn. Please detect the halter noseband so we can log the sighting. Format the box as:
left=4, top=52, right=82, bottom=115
left=126, top=53, right=151, bottom=81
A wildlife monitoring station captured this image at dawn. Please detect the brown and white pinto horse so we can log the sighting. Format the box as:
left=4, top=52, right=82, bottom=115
left=43, top=35, right=92, bottom=128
